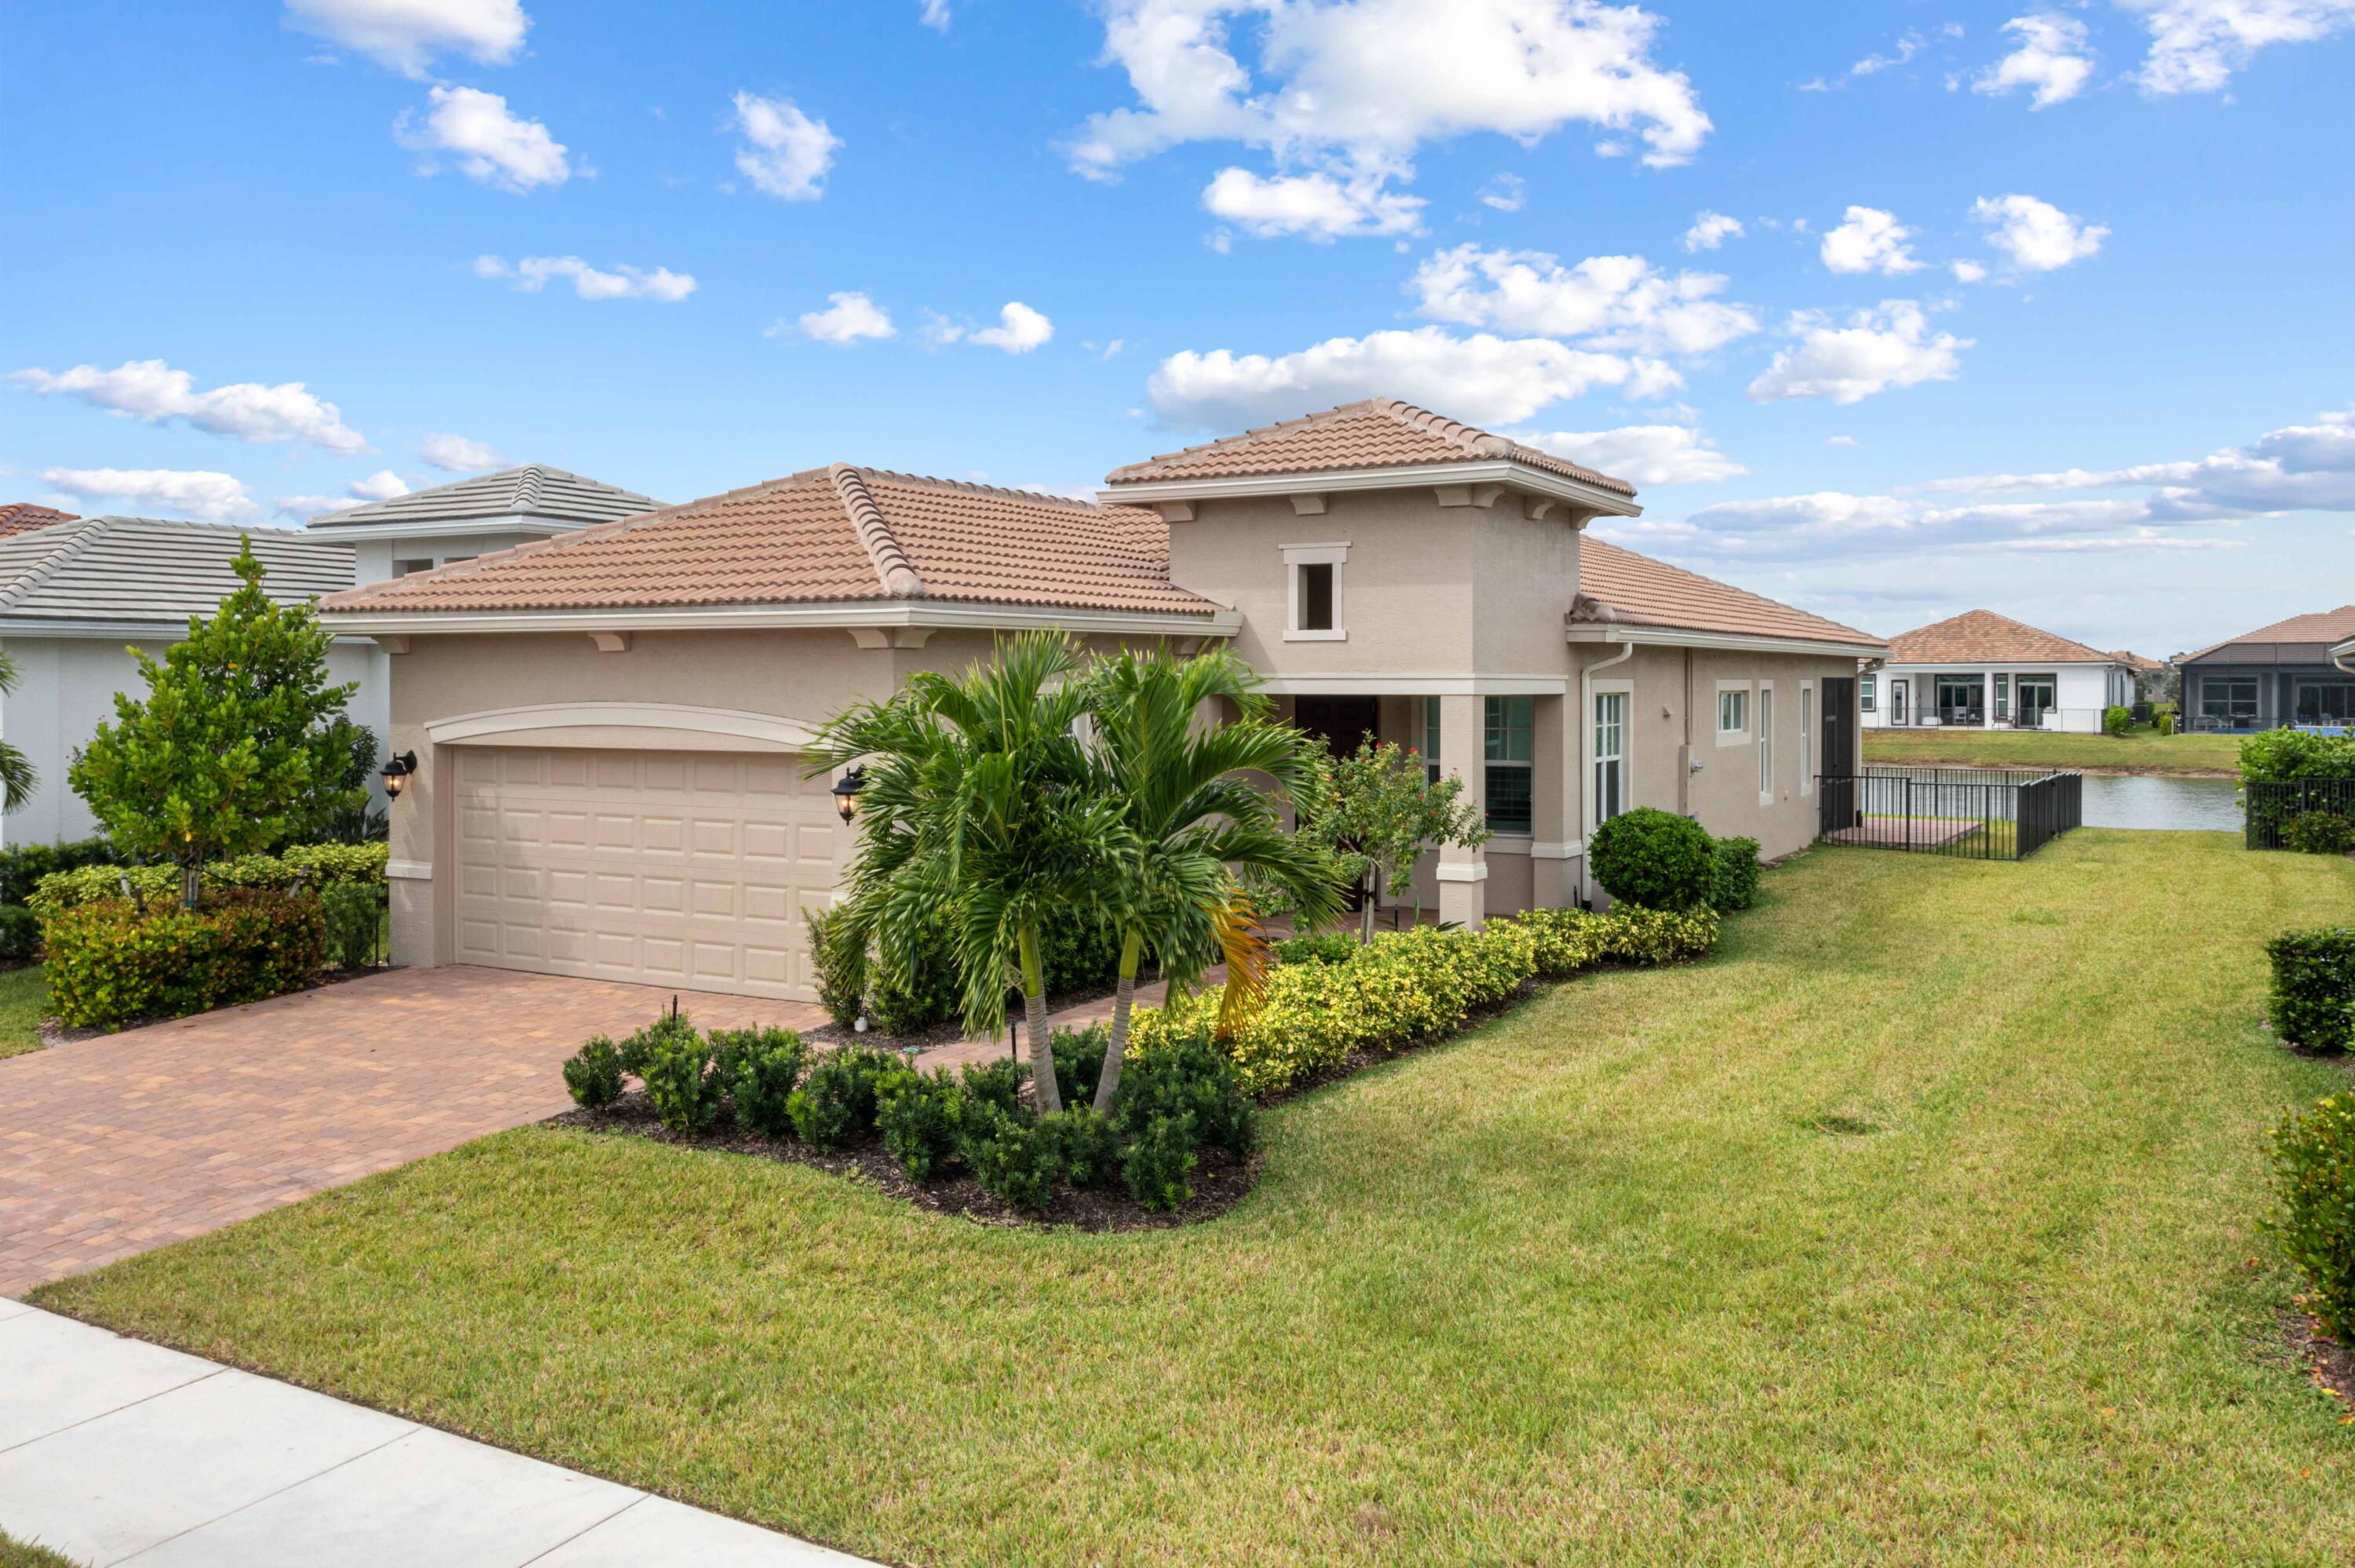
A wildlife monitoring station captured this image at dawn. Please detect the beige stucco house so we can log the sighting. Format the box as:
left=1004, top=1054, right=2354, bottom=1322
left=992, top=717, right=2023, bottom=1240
left=319, top=399, right=1886, bottom=1004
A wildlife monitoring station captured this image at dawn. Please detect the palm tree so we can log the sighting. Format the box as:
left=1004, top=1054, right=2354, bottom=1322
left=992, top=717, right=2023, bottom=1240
left=0, top=650, right=35, bottom=812
left=809, top=631, right=1128, bottom=1114
left=1082, top=647, right=1343, bottom=1112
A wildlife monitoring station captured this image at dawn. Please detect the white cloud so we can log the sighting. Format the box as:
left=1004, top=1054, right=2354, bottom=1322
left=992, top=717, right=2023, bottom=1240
left=277, top=468, right=411, bottom=520
left=1147, top=326, right=1648, bottom=430
left=2123, top=0, right=2355, bottom=94
left=1952, top=258, right=1990, bottom=283
left=1827, top=435, right=1861, bottom=447
left=794, top=291, right=897, bottom=345
left=728, top=92, right=839, bottom=201
left=283, top=0, right=528, bottom=77
left=9, top=358, right=368, bottom=452
left=1681, top=210, right=1743, bottom=252
left=918, top=0, right=951, bottom=27
left=1477, top=173, right=1526, bottom=213
left=421, top=432, right=500, bottom=472
left=1067, top=0, right=1712, bottom=200
left=1973, top=14, right=2097, bottom=107
left=1409, top=244, right=1760, bottom=356
left=1922, top=407, right=2355, bottom=516
left=1850, top=28, right=1930, bottom=75
left=474, top=254, right=697, bottom=301
left=42, top=467, right=256, bottom=522
left=933, top=301, right=1057, bottom=354
left=1971, top=193, right=2106, bottom=270
left=1511, top=423, right=1746, bottom=485
left=1201, top=166, right=1424, bottom=239
left=397, top=86, right=568, bottom=191
left=349, top=469, right=410, bottom=501
left=1747, top=301, right=1970, bottom=405
left=1819, top=206, right=1924, bottom=275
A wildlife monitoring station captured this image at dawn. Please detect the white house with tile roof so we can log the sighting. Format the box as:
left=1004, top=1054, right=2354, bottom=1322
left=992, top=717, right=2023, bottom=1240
left=1862, top=609, right=2135, bottom=734
left=319, top=398, right=1887, bottom=1000
left=305, top=465, right=662, bottom=587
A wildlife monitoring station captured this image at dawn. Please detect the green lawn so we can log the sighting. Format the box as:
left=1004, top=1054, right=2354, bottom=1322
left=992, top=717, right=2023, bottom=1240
left=1863, top=724, right=2240, bottom=775
left=0, top=965, right=47, bottom=1059
left=35, top=833, right=2355, bottom=1565
left=0, top=1529, right=80, bottom=1568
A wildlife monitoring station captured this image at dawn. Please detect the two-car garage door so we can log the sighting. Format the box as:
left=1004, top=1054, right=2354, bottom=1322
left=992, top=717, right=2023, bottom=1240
left=451, top=746, right=840, bottom=1001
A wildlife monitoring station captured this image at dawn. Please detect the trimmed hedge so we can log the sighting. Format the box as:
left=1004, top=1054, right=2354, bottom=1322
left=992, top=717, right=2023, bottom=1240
left=1589, top=807, right=1715, bottom=911
left=2265, top=1093, right=2355, bottom=1340
left=44, top=889, right=327, bottom=1030
left=0, top=836, right=115, bottom=908
left=2268, top=928, right=2355, bottom=1052
left=28, top=843, right=388, bottom=919
left=1709, top=837, right=1763, bottom=913
left=1130, top=906, right=1719, bottom=1099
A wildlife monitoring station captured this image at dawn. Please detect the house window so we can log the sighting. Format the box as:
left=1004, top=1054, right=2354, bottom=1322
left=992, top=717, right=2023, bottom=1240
left=1281, top=542, right=1349, bottom=641
left=2201, top=676, right=2258, bottom=726
left=1484, top=695, right=1533, bottom=834
left=1593, top=691, right=1627, bottom=826
left=1718, top=687, right=1748, bottom=736
left=1757, top=685, right=1775, bottom=802
left=392, top=557, right=433, bottom=577
left=1860, top=673, right=1876, bottom=713
left=1799, top=684, right=1813, bottom=795
left=2296, top=680, right=2355, bottom=725
left=1422, top=698, right=1441, bottom=784
left=1933, top=675, right=1983, bottom=725
left=1995, top=674, right=2009, bottom=720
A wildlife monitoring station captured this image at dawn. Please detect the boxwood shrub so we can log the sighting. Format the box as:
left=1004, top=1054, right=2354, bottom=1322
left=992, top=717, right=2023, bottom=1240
left=1709, top=836, right=1763, bottom=913
left=2268, top=928, right=2355, bottom=1051
left=44, top=889, right=327, bottom=1030
left=1589, top=807, right=1715, bottom=910
left=2265, top=1093, right=2355, bottom=1338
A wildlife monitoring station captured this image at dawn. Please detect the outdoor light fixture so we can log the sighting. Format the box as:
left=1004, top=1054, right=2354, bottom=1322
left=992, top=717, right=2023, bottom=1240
left=831, top=765, right=867, bottom=824
left=382, top=750, right=418, bottom=800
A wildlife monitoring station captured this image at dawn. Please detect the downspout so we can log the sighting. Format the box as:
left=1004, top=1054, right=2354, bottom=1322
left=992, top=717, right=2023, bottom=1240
left=1579, top=633, right=1636, bottom=907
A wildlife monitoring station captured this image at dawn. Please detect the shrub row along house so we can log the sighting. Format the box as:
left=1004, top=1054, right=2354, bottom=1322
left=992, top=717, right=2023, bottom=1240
left=315, top=399, right=1884, bottom=1005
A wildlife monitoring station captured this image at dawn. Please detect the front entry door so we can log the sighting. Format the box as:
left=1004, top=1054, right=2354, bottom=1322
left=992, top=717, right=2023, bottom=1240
left=1821, top=676, right=1856, bottom=780
left=1889, top=679, right=1908, bottom=726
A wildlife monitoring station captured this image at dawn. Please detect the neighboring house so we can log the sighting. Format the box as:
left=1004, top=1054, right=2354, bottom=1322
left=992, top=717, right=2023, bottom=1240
left=305, top=465, right=661, bottom=586
left=0, top=517, right=389, bottom=847
left=319, top=396, right=1887, bottom=1003
left=2177, top=604, right=2355, bottom=731
left=2106, top=648, right=2169, bottom=705
left=1861, top=610, right=2134, bottom=734
left=0, top=504, right=77, bottom=536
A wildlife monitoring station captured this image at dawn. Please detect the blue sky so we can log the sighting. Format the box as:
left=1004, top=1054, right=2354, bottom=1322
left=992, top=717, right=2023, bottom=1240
left=5, top=0, right=2352, bottom=655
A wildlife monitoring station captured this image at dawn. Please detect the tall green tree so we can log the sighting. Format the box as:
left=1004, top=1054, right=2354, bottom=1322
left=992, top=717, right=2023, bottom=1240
left=1083, top=647, right=1342, bottom=1110
left=0, top=650, right=37, bottom=815
left=70, top=539, right=363, bottom=905
left=1300, top=737, right=1490, bottom=940
left=809, top=631, right=1126, bottom=1113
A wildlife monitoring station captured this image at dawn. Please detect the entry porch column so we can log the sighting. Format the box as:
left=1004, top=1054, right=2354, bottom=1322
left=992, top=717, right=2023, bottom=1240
left=1434, top=691, right=1487, bottom=928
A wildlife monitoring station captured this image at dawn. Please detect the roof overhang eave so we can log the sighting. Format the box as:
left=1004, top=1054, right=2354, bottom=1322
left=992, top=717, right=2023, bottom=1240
left=316, top=598, right=1242, bottom=640
left=1565, top=622, right=1888, bottom=660
left=0, top=615, right=371, bottom=642
left=302, top=514, right=598, bottom=542
left=1101, top=458, right=1641, bottom=517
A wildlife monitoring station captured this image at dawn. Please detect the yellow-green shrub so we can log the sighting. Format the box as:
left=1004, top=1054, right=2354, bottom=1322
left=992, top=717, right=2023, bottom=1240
left=28, top=843, right=387, bottom=918
left=44, top=889, right=327, bottom=1030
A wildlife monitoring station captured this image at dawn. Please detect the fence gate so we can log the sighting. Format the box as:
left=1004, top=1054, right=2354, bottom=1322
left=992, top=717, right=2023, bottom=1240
left=1816, top=767, right=2083, bottom=862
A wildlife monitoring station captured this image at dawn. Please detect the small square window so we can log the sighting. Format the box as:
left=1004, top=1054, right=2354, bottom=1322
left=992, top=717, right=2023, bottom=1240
left=392, top=557, right=433, bottom=578
left=1298, top=561, right=1334, bottom=631
left=1718, top=688, right=1748, bottom=734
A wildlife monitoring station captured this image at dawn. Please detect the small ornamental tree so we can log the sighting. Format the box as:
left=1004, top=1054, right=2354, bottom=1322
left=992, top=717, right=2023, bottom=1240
left=1298, top=738, right=1490, bottom=941
left=69, top=539, right=363, bottom=906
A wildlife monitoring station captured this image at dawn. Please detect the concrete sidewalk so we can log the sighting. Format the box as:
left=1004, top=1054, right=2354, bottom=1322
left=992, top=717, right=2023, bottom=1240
left=0, top=1301, right=876, bottom=1567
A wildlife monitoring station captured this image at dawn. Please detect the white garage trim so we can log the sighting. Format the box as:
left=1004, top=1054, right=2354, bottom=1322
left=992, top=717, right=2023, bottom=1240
left=425, top=702, right=822, bottom=753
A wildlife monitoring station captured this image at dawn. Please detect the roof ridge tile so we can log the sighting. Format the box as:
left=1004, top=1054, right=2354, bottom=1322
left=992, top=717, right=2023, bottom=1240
left=830, top=465, right=926, bottom=599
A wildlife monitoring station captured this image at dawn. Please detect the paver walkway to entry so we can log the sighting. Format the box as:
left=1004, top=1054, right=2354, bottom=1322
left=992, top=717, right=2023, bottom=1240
left=0, top=1300, right=874, bottom=1566
left=0, top=967, right=822, bottom=1296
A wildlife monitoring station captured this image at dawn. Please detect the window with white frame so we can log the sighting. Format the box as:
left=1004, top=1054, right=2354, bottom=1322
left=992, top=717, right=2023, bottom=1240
left=1799, top=683, right=1813, bottom=795
left=1592, top=689, right=1627, bottom=826
left=1716, top=683, right=1750, bottom=745
left=1421, top=697, right=1441, bottom=784
left=1484, top=695, right=1533, bottom=833
left=1757, top=684, right=1775, bottom=801
left=1860, top=673, right=1876, bottom=713
left=1282, top=542, right=1348, bottom=640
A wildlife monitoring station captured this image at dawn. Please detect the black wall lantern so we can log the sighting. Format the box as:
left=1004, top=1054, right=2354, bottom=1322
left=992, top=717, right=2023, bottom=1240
left=830, top=765, right=867, bottom=824
left=382, top=749, right=418, bottom=801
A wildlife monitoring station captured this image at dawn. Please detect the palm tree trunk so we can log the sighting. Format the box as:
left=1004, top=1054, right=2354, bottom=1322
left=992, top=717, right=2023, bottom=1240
left=1017, top=921, right=1060, bottom=1114
left=1093, top=927, right=1145, bottom=1114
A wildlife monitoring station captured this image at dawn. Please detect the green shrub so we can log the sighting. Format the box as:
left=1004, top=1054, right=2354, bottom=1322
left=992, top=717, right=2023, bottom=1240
left=1708, top=836, right=1763, bottom=912
left=2240, top=727, right=2355, bottom=786
left=2264, top=1094, right=2355, bottom=1339
left=2268, top=928, right=2355, bottom=1052
left=1039, top=903, right=1124, bottom=994
left=2284, top=811, right=2355, bottom=856
left=866, top=923, right=963, bottom=1036
left=1597, top=905, right=1722, bottom=965
left=805, top=907, right=867, bottom=1030
left=958, top=1056, right=1027, bottom=1121
left=1114, top=1030, right=1256, bottom=1158
left=562, top=1036, right=626, bottom=1110
left=1505, top=906, right=1616, bottom=978
left=616, top=1010, right=697, bottom=1075
left=1590, top=808, right=1715, bottom=910
left=635, top=1015, right=723, bottom=1133
left=2102, top=705, right=2131, bottom=736
left=28, top=843, right=388, bottom=919
left=0, top=904, right=38, bottom=963
left=715, top=1026, right=809, bottom=1137
left=875, top=1065, right=966, bottom=1180
left=962, top=1106, right=1061, bottom=1212
left=319, top=883, right=380, bottom=969
left=1273, top=931, right=1357, bottom=965
left=1119, top=1113, right=1197, bottom=1212
left=43, top=889, right=326, bottom=1030
left=787, top=1045, right=897, bottom=1149
left=1050, top=1023, right=1108, bottom=1107
left=0, top=836, right=115, bottom=908
left=2156, top=712, right=2177, bottom=736
left=1040, top=1107, right=1120, bottom=1189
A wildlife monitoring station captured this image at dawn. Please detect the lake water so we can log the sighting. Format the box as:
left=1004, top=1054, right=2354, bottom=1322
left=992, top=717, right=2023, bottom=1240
left=2077, top=773, right=2242, bottom=832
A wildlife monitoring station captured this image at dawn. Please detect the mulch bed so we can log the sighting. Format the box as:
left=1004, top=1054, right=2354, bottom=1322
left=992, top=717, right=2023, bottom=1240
left=2281, top=1307, right=2355, bottom=1416
left=546, top=1089, right=1260, bottom=1233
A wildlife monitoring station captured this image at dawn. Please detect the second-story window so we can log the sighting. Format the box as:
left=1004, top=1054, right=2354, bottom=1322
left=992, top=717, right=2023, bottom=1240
left=1282, top=542, right=1349, bottom=641
left=1298, top=562, right=1333, bottom=630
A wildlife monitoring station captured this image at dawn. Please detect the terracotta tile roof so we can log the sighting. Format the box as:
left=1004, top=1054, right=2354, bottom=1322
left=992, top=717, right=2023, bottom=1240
left=323, top=468, right=1220, bottom=618
left=1569, top=536, right=1884, bottom=649
left=2183, top=603, right=2355, bottom=661
left=1104, top=398, right=1638, bottom=498
left=1886, top=610, right=2116, bottom=665
left=0, top=504, right=76, bottom=538
left=2107, top=648, right=2163, bottom=673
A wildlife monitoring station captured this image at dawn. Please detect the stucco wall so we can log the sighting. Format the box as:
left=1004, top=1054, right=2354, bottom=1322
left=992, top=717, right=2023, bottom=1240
left=1864, top=662, right=2123, bottom=733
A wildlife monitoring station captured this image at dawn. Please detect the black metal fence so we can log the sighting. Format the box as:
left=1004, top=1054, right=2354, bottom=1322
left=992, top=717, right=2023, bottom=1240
left=2245, top=777, right=2355, bottom=851
left=1817, top=767, right=2083, bottom=861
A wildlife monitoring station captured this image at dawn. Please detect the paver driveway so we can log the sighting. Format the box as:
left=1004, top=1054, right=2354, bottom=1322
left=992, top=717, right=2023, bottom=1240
left=0, top=967, right=822, bottom=1296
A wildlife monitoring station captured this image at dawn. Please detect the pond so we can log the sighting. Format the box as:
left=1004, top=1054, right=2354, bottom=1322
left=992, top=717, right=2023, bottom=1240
left=2077, top=772, right=2242, bottom=832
